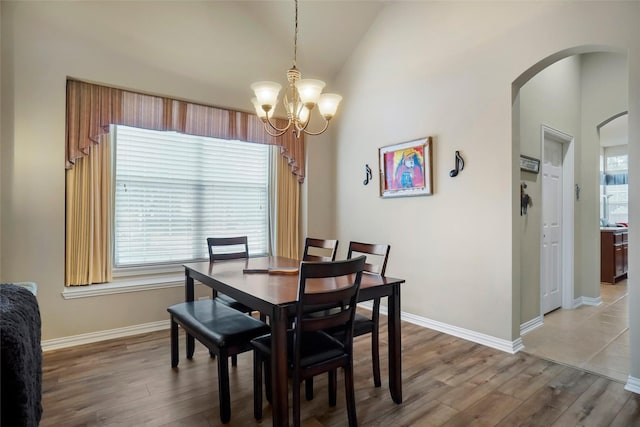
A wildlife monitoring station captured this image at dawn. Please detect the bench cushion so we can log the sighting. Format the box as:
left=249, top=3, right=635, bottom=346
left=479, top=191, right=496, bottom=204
left=168, top=300, right=269, bottom=348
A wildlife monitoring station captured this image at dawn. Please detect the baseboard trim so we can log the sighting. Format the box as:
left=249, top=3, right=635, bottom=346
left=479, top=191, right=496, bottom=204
left=573, top=295, right=603, bottom=308
left=373, top=304, right=523, bottom=354
left=42, top=320, right=169, bottom=352
left=625, top=375, right=640, bottom=394
left=43, top=304, right=525, bottom=355
left=581, top=295, right=603, bottom=306
left=520, top=316, right=544, bottom=336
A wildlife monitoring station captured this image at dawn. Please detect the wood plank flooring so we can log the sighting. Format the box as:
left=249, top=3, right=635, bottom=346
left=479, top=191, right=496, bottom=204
left=41, top=316, right=640, bottom=426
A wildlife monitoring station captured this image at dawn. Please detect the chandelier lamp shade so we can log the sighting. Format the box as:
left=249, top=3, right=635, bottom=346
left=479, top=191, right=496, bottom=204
left=250, top=0, right=342, bottom=138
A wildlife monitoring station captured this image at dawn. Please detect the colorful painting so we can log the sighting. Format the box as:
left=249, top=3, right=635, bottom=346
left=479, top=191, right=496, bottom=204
left=379, top=137, right=433, bottom=198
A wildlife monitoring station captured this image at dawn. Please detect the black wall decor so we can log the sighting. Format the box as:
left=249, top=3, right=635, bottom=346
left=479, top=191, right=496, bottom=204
left=363, top=164, right=372, bottom=185
left=520, top=183, right=532, bottom=215
left=449, top=150, right=465, bottom=177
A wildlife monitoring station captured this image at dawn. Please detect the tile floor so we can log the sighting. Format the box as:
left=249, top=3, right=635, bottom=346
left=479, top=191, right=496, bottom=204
left=521, top=279, right=629, bottom=383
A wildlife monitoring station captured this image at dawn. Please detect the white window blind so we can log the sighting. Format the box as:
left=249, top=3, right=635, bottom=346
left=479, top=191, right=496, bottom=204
left=113, top=125, right=270, bottom=268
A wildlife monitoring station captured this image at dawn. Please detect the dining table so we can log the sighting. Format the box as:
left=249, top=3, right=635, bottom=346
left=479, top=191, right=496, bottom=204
left=183, top=256, right=405, bottom=427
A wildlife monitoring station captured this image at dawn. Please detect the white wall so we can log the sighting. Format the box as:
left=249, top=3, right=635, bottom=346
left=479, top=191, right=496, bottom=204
left=580, top=52, right=629, bottom=300
left=304, top=130, right=337, bottom=241
left=628, top=39, right=640, bottom=386
left=0, top=2, right=4, bottom=280
left=336, top=1, right=515, bottom=340
left=332, top=0, right=639, bottom=379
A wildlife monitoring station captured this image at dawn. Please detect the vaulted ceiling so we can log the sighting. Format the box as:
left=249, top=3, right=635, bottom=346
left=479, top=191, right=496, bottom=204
left=37, top=1, right=385, bottom=110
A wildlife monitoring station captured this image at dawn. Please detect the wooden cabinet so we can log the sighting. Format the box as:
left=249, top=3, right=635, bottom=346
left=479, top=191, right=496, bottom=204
left=600, top=228, right=628, bottom=284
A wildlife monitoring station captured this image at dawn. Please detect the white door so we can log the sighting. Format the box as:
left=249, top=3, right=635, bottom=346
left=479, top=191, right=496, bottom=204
left=541, top=138, right=563, bottom=314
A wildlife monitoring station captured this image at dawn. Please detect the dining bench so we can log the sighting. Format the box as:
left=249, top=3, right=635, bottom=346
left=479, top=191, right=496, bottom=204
left=168, top=299, right=270, bottom=424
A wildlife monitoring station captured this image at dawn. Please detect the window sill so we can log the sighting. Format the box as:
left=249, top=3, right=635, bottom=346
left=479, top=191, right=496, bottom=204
left=62, top=275, right=184, bottom=299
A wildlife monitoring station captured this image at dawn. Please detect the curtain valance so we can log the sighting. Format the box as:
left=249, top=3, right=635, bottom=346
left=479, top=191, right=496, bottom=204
left=66, top=79, right=305, bottom=182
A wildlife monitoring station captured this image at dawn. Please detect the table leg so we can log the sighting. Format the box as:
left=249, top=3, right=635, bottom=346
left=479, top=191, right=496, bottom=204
left=388, top=284, right=402, bottom=403
left=185, top=271, right=195, bottom=302
left=185, top=272, right=195, bottom=359
left=271, top=306, right=289, bottom=426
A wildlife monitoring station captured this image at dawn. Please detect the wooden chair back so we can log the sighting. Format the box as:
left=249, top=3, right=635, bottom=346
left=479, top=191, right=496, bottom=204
left=347, top=241, right=390, bottom=275
left=302, top=237, right=339, bottom=262
left=207, top=236, right=249, bottom=261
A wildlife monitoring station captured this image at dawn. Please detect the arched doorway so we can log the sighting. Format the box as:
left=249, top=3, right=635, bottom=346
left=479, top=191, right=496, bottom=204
left=512, top=47, right=637, bottom=392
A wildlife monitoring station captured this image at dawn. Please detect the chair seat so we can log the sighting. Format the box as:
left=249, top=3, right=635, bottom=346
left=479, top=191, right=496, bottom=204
left=353, top=313, right=374, bottom=336
left=252, top=330, right=346, bottom=369
left=216, top=294, right=254, bottom=314
left=324, top=312, right=373, bottom=340
left=168, top=300, right=269, bottom=348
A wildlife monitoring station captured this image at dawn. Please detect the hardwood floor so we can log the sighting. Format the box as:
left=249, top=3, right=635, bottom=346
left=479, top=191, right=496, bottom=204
left=41, top=316, right=640, bottom=426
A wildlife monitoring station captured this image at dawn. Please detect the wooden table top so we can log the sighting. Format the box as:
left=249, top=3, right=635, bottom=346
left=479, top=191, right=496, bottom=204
left=184, top=256, right=405, bottom=307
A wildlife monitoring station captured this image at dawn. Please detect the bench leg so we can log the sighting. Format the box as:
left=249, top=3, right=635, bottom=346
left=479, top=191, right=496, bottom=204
left=264, top=359, right=272, bottom=403
left=170, top=318, right=179, bottom=367
left=218, top=350, right=231, bottom=424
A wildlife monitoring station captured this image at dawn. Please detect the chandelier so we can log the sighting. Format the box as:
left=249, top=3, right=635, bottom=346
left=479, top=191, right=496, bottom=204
left=250, top=0, right=342, bottom=138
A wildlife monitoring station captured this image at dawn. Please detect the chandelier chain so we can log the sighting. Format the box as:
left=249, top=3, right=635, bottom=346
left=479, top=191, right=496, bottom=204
left=293, top=0, right=298, bottom=68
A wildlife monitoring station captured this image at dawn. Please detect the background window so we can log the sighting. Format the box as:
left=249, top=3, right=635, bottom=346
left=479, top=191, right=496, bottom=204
left=113, top=125, right=270, bottom=268
left=600, top=149, right=628, bottom=226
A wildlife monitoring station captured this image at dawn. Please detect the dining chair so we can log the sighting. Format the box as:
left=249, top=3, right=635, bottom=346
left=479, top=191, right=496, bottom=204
left=251, top=256, right=366, bottom=427
left=167, top=299, right=270, bottom=424
left=207, top=236, right=265, bottom=366
left=302, top=237, right=339, bottom=262
left=347, top=241, right=390, bottom=388
left=305, top=241, right=391, bottom=399
left=206, top=237, right=254, bottom=314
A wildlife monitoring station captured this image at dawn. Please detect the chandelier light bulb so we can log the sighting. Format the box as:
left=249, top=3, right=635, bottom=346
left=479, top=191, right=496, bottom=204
left=317, top=93, right=342, bottom=119
left=294, top=79, right=325, bottom=106
left=251, top=81, right=282, bottom=109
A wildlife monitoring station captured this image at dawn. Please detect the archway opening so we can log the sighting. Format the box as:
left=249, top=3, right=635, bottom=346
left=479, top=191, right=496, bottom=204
left=512, top=47, right=632, bottom=385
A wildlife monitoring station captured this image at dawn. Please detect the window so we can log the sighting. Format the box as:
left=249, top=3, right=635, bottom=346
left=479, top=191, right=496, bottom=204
left=64, top=80, right=303, bottom=288
left=600, top=149, right=628, bottom=225
left=606, top=154, right=628, bottom=172
left=113, top=125, right=270, bottom=269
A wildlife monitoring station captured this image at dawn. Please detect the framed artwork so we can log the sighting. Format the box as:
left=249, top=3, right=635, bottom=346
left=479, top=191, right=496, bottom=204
left=379, top=136, right=433, bottom=198
left=520, top=155, right=540, bottom=174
